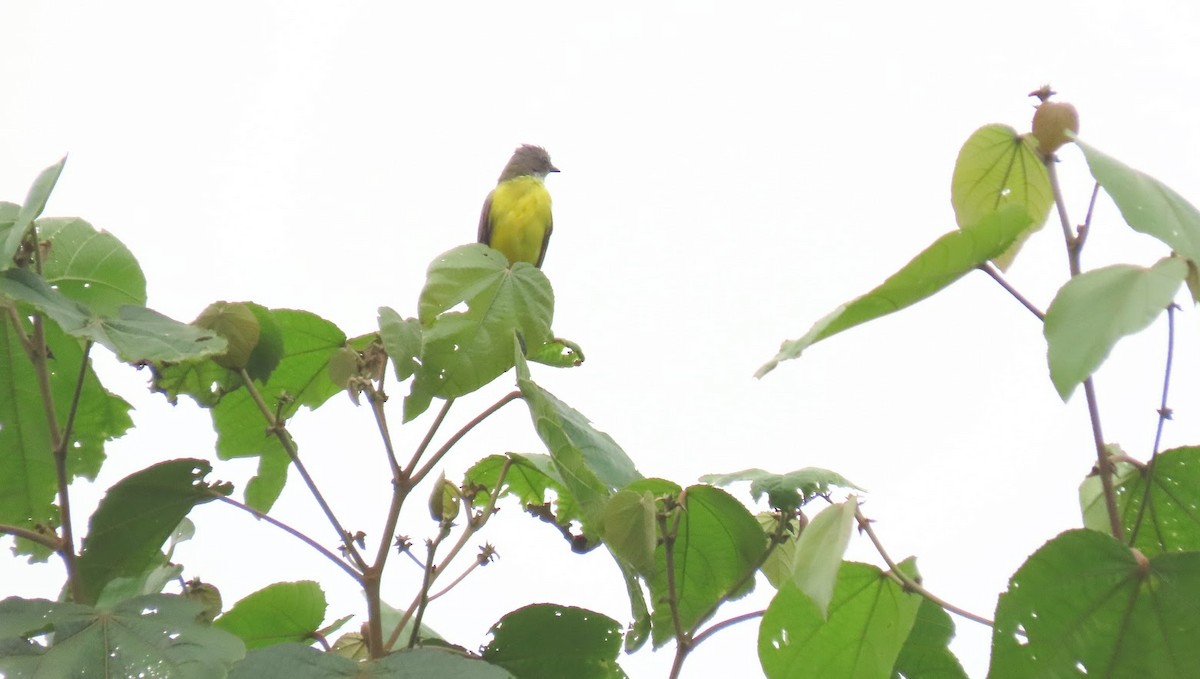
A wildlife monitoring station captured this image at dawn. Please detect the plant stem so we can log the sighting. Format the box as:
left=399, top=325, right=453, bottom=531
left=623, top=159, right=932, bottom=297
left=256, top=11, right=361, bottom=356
left=238, top=370, right=367, bottom=570
left=1128, top=303, right=1177, bottom=546
left=401, top=397, right=455, bottom=481
left=690, top=610, right=765, bottom=647
left=1047, top=160, right=1123, bottom=541
left=211, top=493, right=362, bottom=582
left=663, top=492, right=689, bottom=679
left=410, top=391, right=522, bottom=486
left=855, top=508, right=994, bottom=627
left=0, top=523, right=63, bottom=551
left=366, top=384, right=401, bottom=477
left=978, top=264, right=1045, bottom=320
left=384, top=458, right=513, bottom=652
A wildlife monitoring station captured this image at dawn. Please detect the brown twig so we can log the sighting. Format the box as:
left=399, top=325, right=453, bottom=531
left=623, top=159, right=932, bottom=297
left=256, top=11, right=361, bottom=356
left=855, top=508, right=994, bottom=627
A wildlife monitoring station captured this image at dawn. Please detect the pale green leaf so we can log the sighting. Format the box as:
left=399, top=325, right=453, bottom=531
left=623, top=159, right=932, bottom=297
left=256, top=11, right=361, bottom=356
left=1044, top=257, right=1186, bottom=400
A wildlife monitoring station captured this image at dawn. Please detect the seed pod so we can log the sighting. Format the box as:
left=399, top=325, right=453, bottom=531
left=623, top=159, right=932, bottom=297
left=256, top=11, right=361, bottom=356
left=1032, top=101, right=1079, bottom=156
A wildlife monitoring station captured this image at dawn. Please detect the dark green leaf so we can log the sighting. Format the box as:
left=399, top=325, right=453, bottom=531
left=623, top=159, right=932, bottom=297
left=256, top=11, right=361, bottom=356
left=76, top=459, right=231, bottom=604
left=2, top=157, right=67, bottom=269
left=757, top=206, right=1033, bottom=377
left=483, top=604, right=625, bottom=679
left=38, top=217, right=147, bottom=313
left=1044, top=257, right=1186, bottom=400
left=649, top=485, right=766, bottom=647
left=990, top=529, right=1200, bottom=678
left=214, top=581, right=327, bottom=650
left=0, top=594, right=245, bottom=678
left=1080, top=446, right=1200, bottom=555
left=892, top=598, right=968, bottom=679
left=1077, top=139, right=1200, bottom=266
left=759, top=560, right=922, bottom=679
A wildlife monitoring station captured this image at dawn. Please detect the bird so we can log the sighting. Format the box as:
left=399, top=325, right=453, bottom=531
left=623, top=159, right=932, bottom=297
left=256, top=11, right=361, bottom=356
left=477, top=145, right=559, bottom=268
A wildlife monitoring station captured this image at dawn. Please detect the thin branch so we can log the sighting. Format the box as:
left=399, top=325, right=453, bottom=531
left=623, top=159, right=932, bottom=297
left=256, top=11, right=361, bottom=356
left=690, top=610, right=765, bottom=647
left=1077, top=181, right=1101, bottom=253
left=4, top=306, right=35, bottom=357
left=426, top=548, right=491, bottom=603
left=238, top=369, right=367, bottom=570
left=211, top=493, right=362, bottom=582
left=401, top=398, right=455, bottom=481
left=978, top=263, right=1045, bottom=320
left=57, top=340, right=92, bottom=459
left=855, top=508, right=994, bottom=628
left=1047, top=160, right=1123, bottom=541
left=1129, top=303, right=1178, bottom=546
left=410, top=391, right=523, bottom=486
left=407, top=531, right=447, bottom=649
left=365, top=385, right=401, bottom=477
left=1047, top=161, right=1082, bottom=276
left=0, top=523, right=63, bottom=551
left=664, top=493, right=689, bottom=679
left=384, top=458, right=514, bottom=652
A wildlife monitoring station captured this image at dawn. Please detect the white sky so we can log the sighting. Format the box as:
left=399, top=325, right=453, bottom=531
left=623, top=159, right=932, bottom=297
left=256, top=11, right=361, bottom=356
left=3, top=2, right=1200, bottom=677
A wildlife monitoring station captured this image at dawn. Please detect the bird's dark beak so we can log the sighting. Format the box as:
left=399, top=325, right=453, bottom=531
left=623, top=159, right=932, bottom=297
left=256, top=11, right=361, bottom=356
left=549, top=165, right=560, bottom=173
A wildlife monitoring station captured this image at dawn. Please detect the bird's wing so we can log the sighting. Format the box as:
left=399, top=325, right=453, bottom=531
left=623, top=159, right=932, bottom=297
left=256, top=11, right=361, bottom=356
left=535, top=216, right=553, bottom=268
left=477, top=191, right=494, bottom=245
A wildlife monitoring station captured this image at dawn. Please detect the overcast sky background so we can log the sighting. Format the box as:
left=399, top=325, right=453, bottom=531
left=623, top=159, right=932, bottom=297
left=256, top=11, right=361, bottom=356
left=4, top=2, right=1200, bottom=677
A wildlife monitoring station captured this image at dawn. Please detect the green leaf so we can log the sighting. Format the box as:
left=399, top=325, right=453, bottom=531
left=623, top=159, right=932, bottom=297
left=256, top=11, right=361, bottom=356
left=0, top=268, right=227, bottom=362
left=701, top=467, right=863, bottom=511
left=2, top=157, right=67, bottom=269
left=482, top=604, right=626, bottom=679
left=39, top=217, right=147, bottom=313
left=950, top=125, right=1052, bottom=269
left=649, top=485, right=766, bottom=647
left=0, top=594, right=245, bottom=678
left=378, top=306, right=421, bottom=381
left=601, top=490, right=658, bottom=575
left=757, top=514, right=801, bottom=590
left=519, top=377, right=642, bottom=534
left=229, top=644, right=514, bottom=679
left=990, top=529, right=1200, bottom=678
left=214, top=581, right=327, bottom=650
left=527, top=336, right=586, bottom=368
left=0, top=320, right=132, bottom=560
left=613, top=557, right=652, bottom=653
left=757, top=205, right=1033, bottom=377
left=1044, top=257, right=1186, bottom=400
left=892, top=598, right=968, bottom=679
left=519, top=378, right=640, bottom=490
left=378, top=598, right=442, bottom=647
left=790, top=498, right=857, bottom=616
left=95, top=560, right=183, bottom=609
left=1077, top=139, right=1200, bottom=266
left=206, top=309, right=346, bottom=511
left=759, top=560, right=922, bottom=679
left=1080, top=446, right=1200, bottom=555
left=405, top=244, right=554, bottom=420
left=76, top=459, right=232, bottom=605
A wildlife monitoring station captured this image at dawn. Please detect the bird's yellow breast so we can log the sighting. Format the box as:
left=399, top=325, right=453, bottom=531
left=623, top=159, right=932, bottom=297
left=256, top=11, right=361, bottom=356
left=487, top=176, right=553, bottom=266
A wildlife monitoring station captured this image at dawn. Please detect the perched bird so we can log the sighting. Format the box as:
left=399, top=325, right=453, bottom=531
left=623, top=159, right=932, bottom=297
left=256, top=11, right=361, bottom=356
left=477, top=145, right=559, bottom=267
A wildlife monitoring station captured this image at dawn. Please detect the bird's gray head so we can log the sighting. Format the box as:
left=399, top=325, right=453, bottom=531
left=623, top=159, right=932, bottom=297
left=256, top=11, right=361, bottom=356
left=498, top=144, right=559, bottom=182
